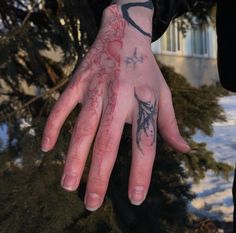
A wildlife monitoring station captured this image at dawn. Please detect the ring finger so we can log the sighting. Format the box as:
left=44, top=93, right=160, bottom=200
left=128, top=89, right=158, bottom=205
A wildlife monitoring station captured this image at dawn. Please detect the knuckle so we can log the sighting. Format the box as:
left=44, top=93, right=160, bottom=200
left=67, top=153, right=82, bottom=164
left=48, top=107, right=60, bottom=122
left=106, top=78, right=119, bottom=93
left=131, top=171, right=148, bottom=187
left=45, top=118, right=57, bottom=133
left=76, top=123, right=94, bottom=137
left=74, top=110, right=99, bottom=138
left=119, top=79, right=132, bottom=91
left=88, top=175, right=106, bottom=191
left=133, top=169, right=149, bottom=186
left=140, top=135, right=156, bottom=151
left=94, top=132, right=116, bottom=154
left=131, top=164, right=153, bottom=184
left=86, top=88, right=103, bottom=109
left=64, top=154, right=82, bottom=173
left=135, top=85, right=155, bottom=102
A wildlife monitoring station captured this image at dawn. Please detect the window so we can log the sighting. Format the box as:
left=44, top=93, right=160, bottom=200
left=161, top=21, right=181, bottom=54
left=192, top=24, right=208, bottom=56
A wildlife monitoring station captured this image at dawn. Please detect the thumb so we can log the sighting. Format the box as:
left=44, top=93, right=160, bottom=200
left=158, top=82, right=190, bottom=153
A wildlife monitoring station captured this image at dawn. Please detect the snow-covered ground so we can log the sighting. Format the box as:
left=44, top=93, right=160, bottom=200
left=1, top=95, right=235, bottom=222
left=189, top=94, right=236, bottom=222
left=0, top=123, right=8, bottom=151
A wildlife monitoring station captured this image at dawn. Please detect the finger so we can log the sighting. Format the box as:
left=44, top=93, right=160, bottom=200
left=128, top=89, right=157, bottom=205
left=158, top=82, right=190, bottom=153
left=41, top=72, right=89, bottom=152
left=61, top=93, right=103, bottom=192
left=84, top=101, right=126, bottom=211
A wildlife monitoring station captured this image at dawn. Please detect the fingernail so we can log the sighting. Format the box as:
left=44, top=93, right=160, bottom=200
left=41, top=137, right=50, bottom=152
left=61, top=175, right=78, bottom=191
left=130, top=186, right=146, bottom=206
left=85, top=193, right=101, bottom=211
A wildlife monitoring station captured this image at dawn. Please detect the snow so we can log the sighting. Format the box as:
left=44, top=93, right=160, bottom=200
left=189, top=95, right=236, bottom=222
left=0, top=123, right=8, bottom=151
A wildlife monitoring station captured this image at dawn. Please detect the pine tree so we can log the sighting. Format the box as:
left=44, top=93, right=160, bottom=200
left=0, top=1, right=233, bottom=233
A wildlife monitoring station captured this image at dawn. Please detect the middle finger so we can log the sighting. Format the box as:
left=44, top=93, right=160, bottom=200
left=84, top=101, right=127, bottom=211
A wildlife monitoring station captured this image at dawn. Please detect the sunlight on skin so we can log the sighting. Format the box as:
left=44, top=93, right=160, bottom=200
left=42, top=1, right=190, bottom=212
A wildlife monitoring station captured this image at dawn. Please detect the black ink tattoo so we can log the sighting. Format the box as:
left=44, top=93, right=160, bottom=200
left=125, top=48, right=144, bottom=69
left=121, top=0, right=153, bottom=38
left=135, top=90, right=157, bottom=152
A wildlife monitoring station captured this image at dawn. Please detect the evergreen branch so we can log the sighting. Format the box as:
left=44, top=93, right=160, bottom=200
left=0, top=1, right=42, bottom=43
left=0, top=91, right=15, bottom=96
left=0, top=77, right=69, bottom=122
left=20, top=2, right=37, bottom=26
left=170, top=87, right=199, bottom=92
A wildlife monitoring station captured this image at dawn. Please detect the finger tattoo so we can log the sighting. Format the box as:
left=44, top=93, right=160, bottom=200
left=134, top=90, right=157, bottom=152
left=125, top=48, right=144, bottom=69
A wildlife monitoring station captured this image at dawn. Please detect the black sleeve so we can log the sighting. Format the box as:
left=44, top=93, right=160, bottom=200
left=216, top=1, right=236, bottom=92
left=152, top=0, right=198, bottom=41
left=87, top=0, right=111, bottom=29
left=87, top=0, right=198, bottom=41
left=153, top=0, right=236, bottom=92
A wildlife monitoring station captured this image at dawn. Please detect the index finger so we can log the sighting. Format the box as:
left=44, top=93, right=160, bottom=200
left=41, top=72, right=87, bottom=152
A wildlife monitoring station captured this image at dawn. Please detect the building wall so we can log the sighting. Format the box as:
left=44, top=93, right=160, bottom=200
left=154, top=54, right=219, bottom=87
left=151, top=20, right=219, bottom=87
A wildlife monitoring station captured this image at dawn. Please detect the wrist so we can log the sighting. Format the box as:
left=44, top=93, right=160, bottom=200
left=112, top=0, right=152, bottom=6
left=112, top=0, right=154, bottom=22
left=102, top=1, right=154, bottom=40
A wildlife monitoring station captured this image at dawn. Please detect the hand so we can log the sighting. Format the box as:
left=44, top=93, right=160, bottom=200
left=41, top=2, right=190, bottom=211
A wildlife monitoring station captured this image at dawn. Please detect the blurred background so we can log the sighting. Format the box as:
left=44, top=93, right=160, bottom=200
left=0, top=1, right=235, bottom=232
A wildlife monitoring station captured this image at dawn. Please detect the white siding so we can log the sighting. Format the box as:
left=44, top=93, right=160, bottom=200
left=151, top=20, right=219, bottom=87
left=151, top=40, right=161, bottom=54
left=151, top=21, right=217, bottom=59
left=182, top=30, right=192, bottom=56
left=208, top=26, right=217, bottom=59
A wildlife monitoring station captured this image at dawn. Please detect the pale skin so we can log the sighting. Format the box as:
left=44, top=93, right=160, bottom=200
left=41, top=0, right=190, bottom=211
